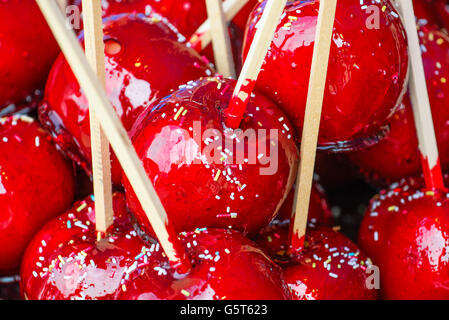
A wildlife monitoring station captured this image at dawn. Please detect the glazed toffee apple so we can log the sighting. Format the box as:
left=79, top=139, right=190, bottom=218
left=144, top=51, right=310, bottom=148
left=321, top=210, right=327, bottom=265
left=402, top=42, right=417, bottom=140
left=72, top=0, right=260, bottom=72
left=243, top=0, right=409, bottom=151
left=0, top=115, right=75, bottom=275
left=73, top=0, right=261, bottom=38
left=20, top=194, right=291, bottom=300
left=124, top=77, right=299, bottom=236
left=348, top=18, right=449, bottom=184
left=359, top=178, right=449, bottom=299
left=39, top=13, right=213, bottom=185
left=0, top=0, right=60, bottom=115
left=254, top=225, right=378, bottom=300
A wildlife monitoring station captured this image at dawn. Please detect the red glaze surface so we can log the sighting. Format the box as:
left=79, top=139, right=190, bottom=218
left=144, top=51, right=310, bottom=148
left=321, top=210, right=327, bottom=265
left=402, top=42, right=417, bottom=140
left=121, top=228, right=292, bottom=300
left=284, top=227, right=378, bottom=300
left=359, top=178, right=449, bottom=300
left=433, top=0, right=449, bottom=31
left=348, top=25, right=449, bottom=185
left=73, top=0, right=257, bottom=74
left=0, top=115, right=75, bottom=275
left=243, top=0, right=409, bottom=151
left=413, top=0, right=446, bottom=29
left=255, top=224, right=378, bottom=300
left=276, top=182, right=333, bottom=224
left=21, top=194, right=290, bottom=300
left=124, top=77, right=299, bottom=236
left=0, top=0, right=60, bottom=115
left=39, top=14, right=213, bottom=186
left=74, top=0, right=260, bottom=38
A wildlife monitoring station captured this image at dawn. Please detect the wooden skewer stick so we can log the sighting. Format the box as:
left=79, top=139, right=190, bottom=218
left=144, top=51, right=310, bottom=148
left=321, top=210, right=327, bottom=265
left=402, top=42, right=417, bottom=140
left=189, top=0, right=251, bottom=51
left=291, top=0, right=337, bottom=252
left=57, top=0, right=67, bottom=11
left=36, top=0, right=191, bottom=273
left=397, top=0, right=445, bottom=190
left=224, top=0, right=287, bottom=129
left=82, top=0, right=114, bottom=234
left=205, top=0, right=236, bottom=78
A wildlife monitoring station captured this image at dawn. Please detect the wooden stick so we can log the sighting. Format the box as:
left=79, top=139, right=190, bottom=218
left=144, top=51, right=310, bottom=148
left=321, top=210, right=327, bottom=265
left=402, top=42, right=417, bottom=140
left=189, top=0, right=251, bottom=51
left=82, top=0, right=114, bottom=234
left=224, top=0, right=287, bottom=129
left=396, top=0, right=445, bottom=190
left=36, top=0, right=191, bottom=274
left=205, top=0, right=236, bottom=78
left=57, top=0, right=67, bottom=11
left=291, top=0, right=337, bottom=252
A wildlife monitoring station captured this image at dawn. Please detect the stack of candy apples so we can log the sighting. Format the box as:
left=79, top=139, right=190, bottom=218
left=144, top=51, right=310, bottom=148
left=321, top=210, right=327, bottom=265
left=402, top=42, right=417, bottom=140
left=0, top=0, right=448, bottom=301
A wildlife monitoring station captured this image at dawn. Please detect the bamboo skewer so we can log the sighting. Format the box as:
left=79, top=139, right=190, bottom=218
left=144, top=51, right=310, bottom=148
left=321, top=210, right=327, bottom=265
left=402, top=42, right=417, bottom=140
left=224, top=0, right=287, bottom=129
left=291, top=0, right=337, bottom=252
left=36, top=0, right=191, bottom=273
left=57, top=0, right=67, bottom=11
left=189, top=0, right=251, bottom=51
left=397, top=0, right=446, bottom=190
left=205, top=0, right=236, bottom=78
left=81, top=0, right=114, bottom=234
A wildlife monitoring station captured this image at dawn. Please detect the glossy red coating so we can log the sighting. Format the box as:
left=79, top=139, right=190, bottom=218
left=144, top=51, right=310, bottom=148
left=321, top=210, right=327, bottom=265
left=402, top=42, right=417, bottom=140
left=433, top=0, right=449, bottom=31
left=73, top=0, right=258, bottom=73
left=284, top=227, right=378, bottom=300
left=255, top=224, right=378, bottom=300
left=73, top=0, right=260, bottom=39
left=0, top=0, right=60, bottom=115
left=413, top=0, right=446, bottom=29
left=21, top=194, right=291, bottom=300
left=348, top=25, right=449, bottom=185
left=124, top=77, right=299, bottom=236
left=0, top=116, right=75, bottom=275
left=39, top=14, right=213, bottom=186
left=243, top=0, right=409, bottom=151
left=359, top=178, right=449, bottom=299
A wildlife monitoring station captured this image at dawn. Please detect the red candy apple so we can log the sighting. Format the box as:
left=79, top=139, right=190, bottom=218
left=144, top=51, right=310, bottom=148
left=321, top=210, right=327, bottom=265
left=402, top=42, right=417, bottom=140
left=0, top=0, right=60, bottom=115
left=73, top=0, right=259, bottom=73
left=0, top=115, right=75, bottom=275
left=283, top=227, right=378, bottom=300
left=124, top=77, right=299, bottom=236
left=39, top=14, right=213, bottom=186
left=243, top=0, right=409, bottom=151
left=255, top=224, right=378, bottom=300
left=73, top=0, right=260, bottom=38
left=121, top=228, right=292, bottom=300
left=348, top=25, right=449, bottom=185
left=358, top=178, right=449, bottom=299
left=21, top=193, right=291, bottom=300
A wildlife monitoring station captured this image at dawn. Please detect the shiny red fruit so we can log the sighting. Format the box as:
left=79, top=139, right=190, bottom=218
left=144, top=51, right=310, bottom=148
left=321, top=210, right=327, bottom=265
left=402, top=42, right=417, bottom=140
left=21, top=194, right=290, bottom=300
left=243, top=0, right=408, bottom=151
left=73, top=0, right=260, bottom=38
left=0, top=0, right=60, bottom=115
left=73, top=0, right=258, bottom=74
left=124, top=77, right=299, bottom=236
left=359, top=179, right=449, bottom=299
left=284, top=227, right=378, bottom=300
left=255, top=224, right=378, bottom=300
left=121, top=228, right=292, bottom=300
left=39, top=14, right=213, bottom=186
left=348, top=26, right=449, bottom=185
left=0, top=115, right=75, bottom=275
